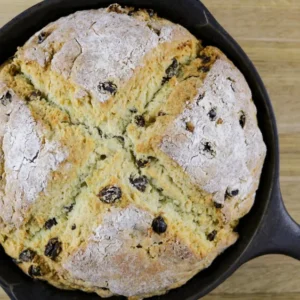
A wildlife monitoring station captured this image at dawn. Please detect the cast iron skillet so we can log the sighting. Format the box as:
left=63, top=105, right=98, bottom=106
left=0, top=0, right=299, bottom=299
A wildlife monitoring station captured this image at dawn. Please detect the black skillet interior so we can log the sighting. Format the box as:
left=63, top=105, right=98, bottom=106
left=0, top=0, right=295, bottom=299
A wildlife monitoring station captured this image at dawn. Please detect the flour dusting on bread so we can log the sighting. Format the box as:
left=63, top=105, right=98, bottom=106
left=0, top=89, right=67, bottom=227
left=161, top=57, right=266, bottom=207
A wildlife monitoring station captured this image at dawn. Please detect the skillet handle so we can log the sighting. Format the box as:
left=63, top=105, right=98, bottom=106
left=242, top=179, right=300, bottom=262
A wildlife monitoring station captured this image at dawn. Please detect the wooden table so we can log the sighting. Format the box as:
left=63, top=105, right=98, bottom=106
left=0, top=0, right=300, bottom=299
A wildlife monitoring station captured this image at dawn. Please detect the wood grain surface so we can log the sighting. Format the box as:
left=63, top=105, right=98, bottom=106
left=0, top=0, right=299, bottom=299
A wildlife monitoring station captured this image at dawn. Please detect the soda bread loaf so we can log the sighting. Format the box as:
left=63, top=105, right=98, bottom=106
left=0, top=4, right=266, bottom=299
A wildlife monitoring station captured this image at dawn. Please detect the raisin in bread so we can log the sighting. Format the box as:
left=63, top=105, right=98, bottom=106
left=0, top=4, right=266, bottom=299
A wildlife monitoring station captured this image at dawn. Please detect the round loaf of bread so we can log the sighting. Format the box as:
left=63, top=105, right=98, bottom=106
left=0, top=4, right=266, bottom=299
